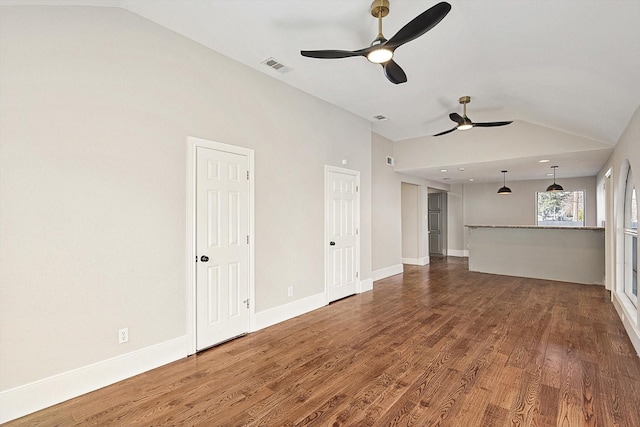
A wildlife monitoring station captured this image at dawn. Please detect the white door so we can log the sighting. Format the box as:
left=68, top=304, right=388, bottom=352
left=326, top=167, right=359, bottom=302
left=196, top=146, right=249, bottom=350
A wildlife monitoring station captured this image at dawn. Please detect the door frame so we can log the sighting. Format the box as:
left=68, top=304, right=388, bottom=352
left=186, top=136, right=255, bottom=355
left=324, top=165, right=361, bottom=304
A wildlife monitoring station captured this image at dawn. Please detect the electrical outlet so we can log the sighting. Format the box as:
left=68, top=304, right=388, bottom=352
left=118, top=328, right=128, bottom=344
left=287, top=286, right=293, bottom=297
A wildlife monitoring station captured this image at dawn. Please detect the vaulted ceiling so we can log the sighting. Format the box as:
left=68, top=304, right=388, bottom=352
left=6, top=0, right=640, bottom=184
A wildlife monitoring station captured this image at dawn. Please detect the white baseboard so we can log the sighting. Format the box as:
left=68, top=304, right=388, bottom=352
left=612, top=292, right=640, bottom=356
left=253, top=292, right=326, bottom=332
left=359, top=278, right=373, bottom=293
left=402, top=257, right=429, bottom=266
left=447, top=249, right=468, bottom=257
left=0, top=336, right=188, bottom=424
left=372, top=264, right=403, bottom=282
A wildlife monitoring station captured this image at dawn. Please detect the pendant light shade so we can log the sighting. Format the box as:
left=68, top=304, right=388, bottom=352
left=497, top=170, right=512, bottom=194
left=546, top=165, right=564, bottom=192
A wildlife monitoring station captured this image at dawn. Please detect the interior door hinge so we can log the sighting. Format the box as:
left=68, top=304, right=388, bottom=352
left=247, top=171, right=249, bottom=180
left=356, top=228, right=359, bottom=235
left=356, top=272, right=359, bottom=278
left=247, top=235, right=249, bottom=244
left=356, top=185, right=359, bottom=192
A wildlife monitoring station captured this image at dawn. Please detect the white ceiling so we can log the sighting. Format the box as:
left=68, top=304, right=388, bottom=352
left=5, top=0, right=640, bottom=184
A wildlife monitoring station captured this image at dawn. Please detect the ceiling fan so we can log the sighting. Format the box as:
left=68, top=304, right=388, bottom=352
left=300, top=1, right=451, bottom=84
left=433, top=96, right=513, bottom=136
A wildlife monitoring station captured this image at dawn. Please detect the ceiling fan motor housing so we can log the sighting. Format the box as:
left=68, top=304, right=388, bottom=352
left=370, top=0, right=390, bottom=18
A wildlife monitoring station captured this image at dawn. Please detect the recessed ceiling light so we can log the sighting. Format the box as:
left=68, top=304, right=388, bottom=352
left=547, top=173, right=554, bottom=176
left=458, top=167, right=465, bottom=171
left=469, top=178, right=474, bottom=182
left=539, top=159, right=550, bottom=163
left=440, top=169, right=448, bottom=173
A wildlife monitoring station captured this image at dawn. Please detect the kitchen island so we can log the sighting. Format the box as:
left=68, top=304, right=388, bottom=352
left=466, top=225, right=605, bottom=285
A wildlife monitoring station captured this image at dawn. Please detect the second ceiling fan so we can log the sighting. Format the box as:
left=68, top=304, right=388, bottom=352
left=300, top=1, right=451, bottom=84
left=433, top=96, right=513, bottom=136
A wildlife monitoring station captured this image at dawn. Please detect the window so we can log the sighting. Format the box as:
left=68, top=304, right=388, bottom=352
left=536, top=190, right=585, bottom=227
left=624, top=168, right=637, bottom=307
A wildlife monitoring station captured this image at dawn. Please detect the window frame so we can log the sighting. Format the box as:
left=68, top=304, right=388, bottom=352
left=623, top=167, right=637, bottom=307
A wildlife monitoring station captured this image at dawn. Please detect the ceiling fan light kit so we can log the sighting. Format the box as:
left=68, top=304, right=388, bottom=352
left=367, top=46, right=393, bottom=64
left=300, top=1, right=452, bottom=84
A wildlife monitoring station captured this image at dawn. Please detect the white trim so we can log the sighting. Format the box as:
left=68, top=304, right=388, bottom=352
left=0, top=337, right=187, bottom=424
left=372, top=264, right=404, bottom=282
left=186, top=136, right=255, bottom=355
left=359, top=278, right=374, bottom=293
left=612, top=292, right=640, bottom=356
left=254, top=293, right=326, bottom=331
left=402, top=257, right=429, bottom=266
left=254, top=278, right=373, bottom=332
left=447, top=249, right=469, bottom=257
left=324, top=165, right=361, bottom=305
left=605, top=167, right=612, bottom=178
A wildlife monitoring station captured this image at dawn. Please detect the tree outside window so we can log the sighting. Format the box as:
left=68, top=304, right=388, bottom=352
left=536, top=190, right=585, bottom=227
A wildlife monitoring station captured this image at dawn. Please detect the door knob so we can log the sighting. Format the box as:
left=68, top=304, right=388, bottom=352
left=329, top=241, right=335, bottom=246
left=200, top=255, right=209, bottom=262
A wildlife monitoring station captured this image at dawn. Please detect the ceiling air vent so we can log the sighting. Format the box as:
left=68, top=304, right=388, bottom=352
left=373, top=115, right=388, bottom=121
left=261, top=57, right=292, bottom=74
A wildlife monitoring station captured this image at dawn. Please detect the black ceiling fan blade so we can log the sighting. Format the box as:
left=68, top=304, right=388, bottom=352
left=473, top=121, right=513, bottom=127
left=433, top=126, right=458, bottom=136
left=300, top=49, right=366, bottom=59
left=383, top=60, right=407, bottom=84
left=385, top=2, right=452, bottom=50
left=449, top=112, right=464, bottom=124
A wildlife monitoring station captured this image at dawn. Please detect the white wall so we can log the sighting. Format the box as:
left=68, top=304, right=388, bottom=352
left=0, top=5, right=372, bottom=413
left=597, top=105, right=640, bottom=355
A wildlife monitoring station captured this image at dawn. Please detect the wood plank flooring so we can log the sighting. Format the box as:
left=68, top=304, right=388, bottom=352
left=6, top=257, right=640, bottom=426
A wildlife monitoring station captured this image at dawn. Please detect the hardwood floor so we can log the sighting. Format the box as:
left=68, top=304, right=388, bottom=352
left=7, top=257, right=640, bottom=426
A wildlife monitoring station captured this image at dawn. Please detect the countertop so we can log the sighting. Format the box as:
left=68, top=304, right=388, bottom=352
left=465, top=224, right=604, bottom=231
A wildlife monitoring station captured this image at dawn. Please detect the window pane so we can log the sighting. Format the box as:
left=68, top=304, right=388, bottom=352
left=633, top=235, right=637, bottom=298
left=631, top=187, right=637, bottom=229
left=536, top=191, right=585, bottom=227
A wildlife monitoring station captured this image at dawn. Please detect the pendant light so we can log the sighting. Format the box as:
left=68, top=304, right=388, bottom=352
left=497, top=170, right=512, bottom=194
left=546, top=165, right=564, bottom=192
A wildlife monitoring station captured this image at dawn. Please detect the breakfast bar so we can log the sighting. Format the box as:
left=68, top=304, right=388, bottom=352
left=466, top=225, right=605, bottom=285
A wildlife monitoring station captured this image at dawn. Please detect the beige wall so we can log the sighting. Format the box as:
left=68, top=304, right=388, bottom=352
left=401, top=183, right=419, bottom=260
left=371, top=133, right=402, bottom=271
left=371, top=133, right=448, bottom=275
left=392, top=120, right=612, bottom=174
left=447, top=184, right=465, bottom=254
left=461, top=176, right=597, bottom=249
left=0, top=6, right=372, bottom=393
